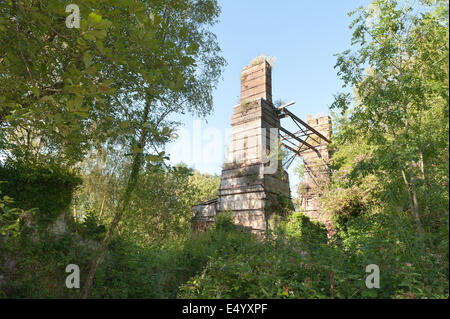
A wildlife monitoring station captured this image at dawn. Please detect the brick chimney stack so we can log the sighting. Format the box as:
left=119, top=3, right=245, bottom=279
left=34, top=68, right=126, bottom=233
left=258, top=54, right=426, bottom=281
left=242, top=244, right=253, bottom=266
left=192, top=56, right=291, bottom=235
left=240, top=57, right=272, bottom=104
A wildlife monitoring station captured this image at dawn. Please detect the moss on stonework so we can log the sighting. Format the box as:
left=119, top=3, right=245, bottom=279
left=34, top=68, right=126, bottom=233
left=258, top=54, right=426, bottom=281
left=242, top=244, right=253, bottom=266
left=240, top=101, right=253, bottom=113
left=250, top=55, right=266, bottom=66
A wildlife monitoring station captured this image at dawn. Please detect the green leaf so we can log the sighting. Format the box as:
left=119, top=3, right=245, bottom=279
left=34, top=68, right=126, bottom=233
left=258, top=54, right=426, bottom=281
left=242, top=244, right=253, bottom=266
left=145, top=154, right=162, bottom=162
left=96, top=19, right=113, bottom=30
left=361, top=290, right=378, bottom=298
left=120, top=120, right=130, bottom=129
left=90, top=30, right=107, bottom=40
left=67, top=95, right=84, bottom=110
left=186, top=42, right=199, bottom=54
left=31, top=87, right=40, bottom=97
left=83, top=32, right=96, bottom=41
left=162, top=126, right=170, bottom=135
left=83, top=51, right=93, bottom=67
left=88, top=12, right=103, bottom=24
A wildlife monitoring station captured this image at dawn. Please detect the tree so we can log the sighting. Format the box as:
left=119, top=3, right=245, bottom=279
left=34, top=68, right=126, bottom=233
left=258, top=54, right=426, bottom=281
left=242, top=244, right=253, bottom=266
left=0, top=0, right=225, bottom=297
left=79, top=0, right=225, bottom=298
left=121, top=164, right=196, bottom=244
left=188, top=170, right=220, bottom=204
left=1, top=0, right=118, bottom=164
left=332, top=0, right=449, bottom=241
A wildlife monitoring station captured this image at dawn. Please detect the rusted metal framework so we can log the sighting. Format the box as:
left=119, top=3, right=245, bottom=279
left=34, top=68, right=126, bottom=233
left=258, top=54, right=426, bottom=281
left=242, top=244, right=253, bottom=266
left=277, top=107, right=331, bottom=169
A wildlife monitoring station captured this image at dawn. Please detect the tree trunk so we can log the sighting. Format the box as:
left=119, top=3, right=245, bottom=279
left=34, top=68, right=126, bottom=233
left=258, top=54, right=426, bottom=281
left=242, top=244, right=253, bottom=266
left=98, top=195, right=106, bottom=221
left=408, top=162, right=424, bottom=242
left=400, top=94, right=424, bottom=243
left=419, top=151, right=425, bottom=180
left=401, top=169, right=415, bottom=214
left=81, top=206, right=123, bottom=298
left=401, top=167, right=424, bottom=243
left=81, top=98, right=151, bottom=299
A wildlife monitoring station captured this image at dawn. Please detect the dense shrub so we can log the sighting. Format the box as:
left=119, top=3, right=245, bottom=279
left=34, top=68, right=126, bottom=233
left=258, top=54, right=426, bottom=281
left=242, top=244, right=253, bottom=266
left=337, top=211, right=449, bottom=298
left=2, top=204, right=447, bottom=298
left=0, top=231, right=97, bottom=298
left=88, top=212, right=260, bottom=298
left=277, top=212, right=328, bottom=245
left=77, top=210, right=107, bottom=241
left=0, top=161, right=81, bottom=224
left=179, top=213, right=334, bottom=299
left=0, top=190, right=36, bottom=238
left=179, top=210, right=448, bottom=299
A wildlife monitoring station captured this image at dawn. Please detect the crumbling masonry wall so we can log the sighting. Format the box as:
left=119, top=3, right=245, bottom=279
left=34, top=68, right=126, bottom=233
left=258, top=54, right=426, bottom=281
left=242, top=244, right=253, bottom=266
left=193, top=57, right=291, bottom=234
left=297, top=115, right=332, bottom=225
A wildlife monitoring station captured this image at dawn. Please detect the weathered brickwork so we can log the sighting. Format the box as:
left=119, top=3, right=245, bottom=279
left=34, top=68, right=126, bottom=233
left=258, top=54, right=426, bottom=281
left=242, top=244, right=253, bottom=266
left=240, top=58, right=272, bottom=104
left=298, top=115, right=332, bottom=226
left=193, top=57, right=291, bottom=234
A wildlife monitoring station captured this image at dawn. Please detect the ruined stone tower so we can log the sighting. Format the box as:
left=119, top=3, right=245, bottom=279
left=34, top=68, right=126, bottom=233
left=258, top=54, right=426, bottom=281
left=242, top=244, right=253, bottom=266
left=297, top=115, right=332, bottom=225
left=192, top=56, right=291, bottom=234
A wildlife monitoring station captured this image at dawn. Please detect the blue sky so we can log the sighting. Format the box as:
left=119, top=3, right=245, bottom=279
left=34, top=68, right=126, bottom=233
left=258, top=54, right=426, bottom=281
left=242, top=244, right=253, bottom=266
left=167, top=0, right=371, bottom=195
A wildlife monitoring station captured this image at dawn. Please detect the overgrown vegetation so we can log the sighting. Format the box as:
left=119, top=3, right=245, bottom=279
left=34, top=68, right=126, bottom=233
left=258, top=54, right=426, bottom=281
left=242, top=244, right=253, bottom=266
left=0, top=161, right=81, bottom=225
left=0, top=0, right=448, bottom=299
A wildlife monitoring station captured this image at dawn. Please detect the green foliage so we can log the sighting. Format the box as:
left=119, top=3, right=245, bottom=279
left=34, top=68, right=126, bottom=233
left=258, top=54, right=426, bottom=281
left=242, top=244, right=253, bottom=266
left=331, top=0, right=449, bottom=240
left=322, top=173, right=384, bottom=230
left=0, top=161, right=81, bottom=224
left=0, top=230, right=97, bottom=298
left=282, top=212, right=328, bottom=245
left=267, top=193, right=295, bottom=219
left=179, top=227, right=329, bottom=298
left=284, top=213, right=303, bottom=239
left=119, top=165, right=219, bottom=244
left=89, top=216, right=259, bottom=298
left=179, top=209, right=448, bottom=299
left=180, top=212, right=332, bottom=299
left=0, top=191, right=36, bottom=238
left=72, top=159, right=220, bottom=245
left=214, top=211, right=235, bottom=232
left=188, top=170, right=220, bottom=205
left=337, top=211, right=448, bottom=298
left=277, top=193, right=295, bottom=217
left=1, top=0, right=448, bottom=300
left=2, top=194, right=447, bottom=299
left=0, top=0, right=226, bottom=166
left=79, top=210, right=106, bottom=241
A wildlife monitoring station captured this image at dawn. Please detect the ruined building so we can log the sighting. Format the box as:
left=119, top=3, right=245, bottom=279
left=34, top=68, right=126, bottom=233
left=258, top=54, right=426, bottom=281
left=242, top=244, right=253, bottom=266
left=192, top=56, right=332, bottom=233
left=296, top=115, right=332, bottom=226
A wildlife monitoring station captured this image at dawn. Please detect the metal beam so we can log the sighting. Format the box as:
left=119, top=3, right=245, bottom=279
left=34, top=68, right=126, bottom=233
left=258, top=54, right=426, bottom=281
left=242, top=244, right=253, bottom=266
left=281, top=142, right=302, bottom=156
left=282, top=151, right=297, bottom=170
left=277, top=100, right=296, bottom=112
left=280, top=108, right=331, bottom=144
left=279, top=126, right=320, bottom=156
